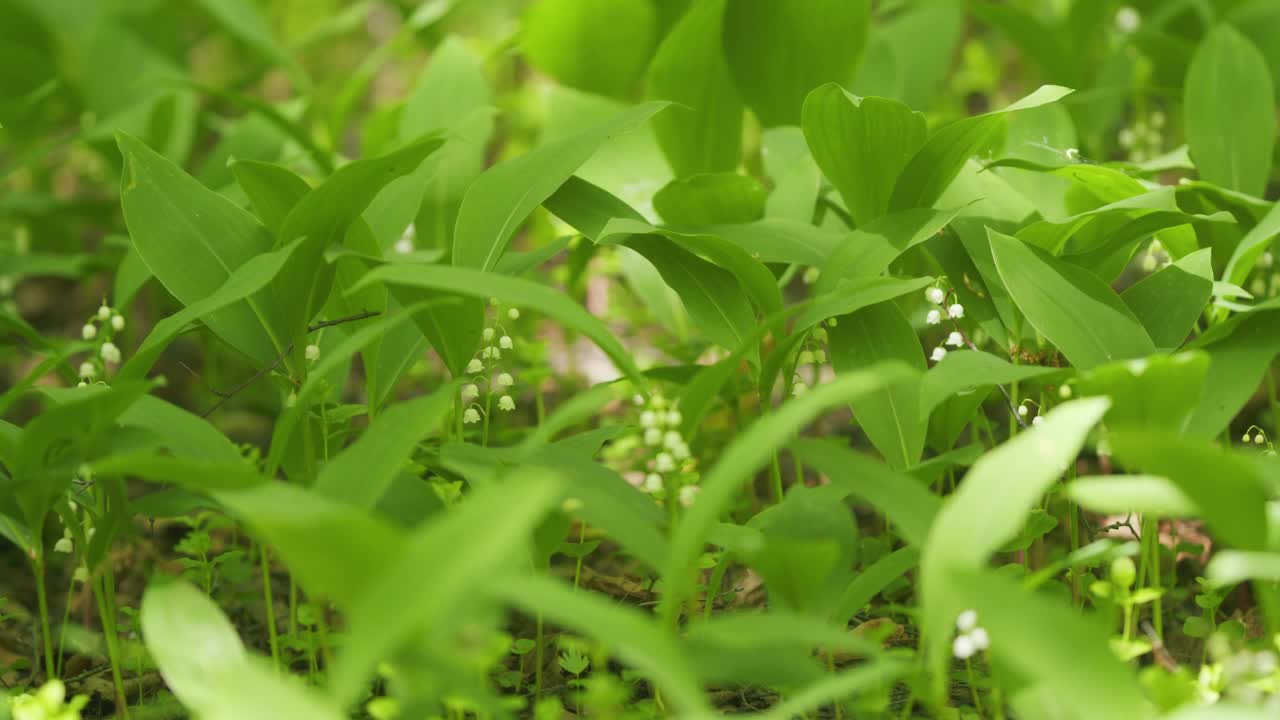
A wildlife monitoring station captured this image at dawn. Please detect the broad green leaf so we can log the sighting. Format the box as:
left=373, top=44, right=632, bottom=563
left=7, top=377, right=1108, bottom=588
left=453, top=102, right=666, bottom=272
left=216, top=482, right=403, bottom=610
left=331, top=473, right=563, bottom=704
left=989, top=228, right=1155, bottom=369
left=1109, top=432, right=1271, bottom=551
left=663, top=363, right=916, bottom=621
left=1223, top=200, right=1280, bottom=289
left=828, top=301, right=925, bottom=470
left=93, top=454, right=265, bottom=493
left=1206, top=551, right=1280, bottom=586
left=813, top=207, right=961, bottom=295
left=789, top=438, right=939, bottom=547
left=801, top=84, right=927, bottom=226
left=400, top=36, right=493, bottom=253
left=117, top=131, right=290, bottom=366
left=229, top=158, right=310, bottom=235
left=760, top=276, right=934, bottom=401
left=119, top=241, right=300, bottom=380
left=522, top=0, right=657, bottom=98
left=744, top=484, right=857, bottom=615
left=354, top=264, right=647, bottom=389
left=722, top=0, right=870, bottom=127
left=1068, top=475, right=1197, bottom=516
left=142, top=579, right=343, bottom=720
left=921, top=398, right=1110, bottom=695
left=1120, top=249, right=1213, bottom=350
left=831, top=546, right=919, bottom=626
left=544, top=175, right=647, bottom=241
left=490, top=573, right=710, bottom=715
left=273, top=134, right=445, bottom=340
left=701, top=218, right=844, bottom=266
left=762, top=127, right=822, bottom=222
left=118, top=395, right=242, bottom=463
left=1184, top=25, right=1276, bottom=196
left=1077, top=352, right=1210, bottom=435
left=919, top=350, right=1059, bottom=420
left=653, top=173, right=766, bottom=225
left=949, top=567, right=1151, bottom=720
left=889, top=85, right=1074, bottom=213
left=600, top=217, right=782, bottom=315
left=1188, top=309, right=1280, bottom=437
left=645, top=0, right=742, bottom=177
left=685, top=610, right=880, bottom=687
left=313, top=385, right=456, bottom=508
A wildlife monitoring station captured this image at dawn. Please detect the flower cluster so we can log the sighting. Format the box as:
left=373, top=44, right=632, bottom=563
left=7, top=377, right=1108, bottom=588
left=1241, top=426, right=1270, bottom=448
left=1139, top=238, right=1172, bottom=274
left=791, top=323, right=832, bottom=398
left=924, top=284, right=964, bottom=364
left=629, top=393, right=699, bottom=507
left=78, top=301, right=126, bottom=386
left=461, top=301, right=521, bottom=433
left=952, top=609, right=990, bottom=660
left=1118, top=110, right=1165, bottom=164
left=1017, top=399, right=1045, bottom=427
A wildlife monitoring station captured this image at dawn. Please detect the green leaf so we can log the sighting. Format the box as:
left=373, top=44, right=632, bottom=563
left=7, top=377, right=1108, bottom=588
left=663, top=363, right=916, bottom=620
left=645, top=0, right=742, bottom=177
left=758, top=659, right=909, bottom=720
left=215, top=482, right=402, bottom=610
left=1223, top=200, right=1280, bottom=289
left=1120, top=249, right=1213, bottom=351
left=522, top=0, right=657, bottom=98
left=789, top=438, right=939, bottom=547
left=814, top=207, right=961, bottom=295
left=722, top=0, right=870, bottom=127
left=831, top=546, right=919, bottom=626
left=949, top=567, right=1150, bottom=720
left=1206, top=551, right=1280, bottom=586
left=1068, top=475, right=1197, bottom=516
left=273, top=134, right=446, bottom=339
left=828, top=301, right=926, bottom=469
left=1184, top=25, right=1276, bottom=196
left=354, top=264, right=647, bottom=389
left=453, top=102, right=666, bottom=272
left=919, top=350, right=1059, bottom=420
left=117, top=131, right=290, bottom=366
left=229, top=158, right=310, bottom=235
left=653, top=173, right=766, bottom=225
left=119, top=241, right=300, bottom=380
left=889, top=85, right=1074, bottom=213
left=1188, top=309, right=1280, bottom=437
left=989, top=228, right=1155, bottom=369
left=801, top=85, right=927, bottom=226
left=920, top=398, right=1110, bottom=696
left=400, top=36, right=494, bottom=254
left=490, top=573, right=710, bottom=715
left=599, top=218, right=782, bottom=316
left=1109, top=432, right=1271, bottom=551
left=313, top=384, right=456, bottom=509
left=1077, top=352, right=1210, bottom=435
left=331, top=473, right=564, bottom=703
left=142, top=579, right=343, bottom=720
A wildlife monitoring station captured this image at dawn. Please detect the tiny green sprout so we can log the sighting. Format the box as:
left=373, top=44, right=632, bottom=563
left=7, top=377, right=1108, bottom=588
left=1111, top=556, right=1137, bottom=590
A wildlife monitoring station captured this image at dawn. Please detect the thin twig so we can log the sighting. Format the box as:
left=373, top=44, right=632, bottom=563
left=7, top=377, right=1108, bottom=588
left=200, top=310, right=381, bottom=417
left=307, top=310, right=380, bottom=333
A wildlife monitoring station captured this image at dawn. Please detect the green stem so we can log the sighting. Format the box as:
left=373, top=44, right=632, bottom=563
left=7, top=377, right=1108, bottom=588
left=965, top=658, right=985, bottom=718
left=32, top=553, right=55, bottom=680
left=259, top=543, right=281, bottom=670
left=534, top=613, right=544, bottom=702
left=91, top=566, right=130, bottom=719
left=56, top=572, right=75, bottom=677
